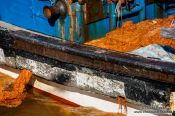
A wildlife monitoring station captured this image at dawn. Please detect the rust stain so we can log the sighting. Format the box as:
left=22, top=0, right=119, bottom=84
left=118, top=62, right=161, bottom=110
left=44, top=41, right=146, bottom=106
left=78, top=27, right=82, bottom=39
left=61, top=20, right=65, bottom=40
left=117, top=96, right=127, bottom=116
left=84, top=0, right=104, bottom=24
left=67, top=0, right=76, bottom=42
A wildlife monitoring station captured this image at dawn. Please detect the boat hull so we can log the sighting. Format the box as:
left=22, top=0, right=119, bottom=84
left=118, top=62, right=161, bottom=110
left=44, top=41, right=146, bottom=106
left=0, top=21, right=174, bottom=110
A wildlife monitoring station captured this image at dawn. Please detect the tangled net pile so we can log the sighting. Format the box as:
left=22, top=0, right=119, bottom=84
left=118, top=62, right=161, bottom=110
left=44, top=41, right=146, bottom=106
left=0, top=69, right=32, bottom=107
left=86, top=15, right=175, bottom=52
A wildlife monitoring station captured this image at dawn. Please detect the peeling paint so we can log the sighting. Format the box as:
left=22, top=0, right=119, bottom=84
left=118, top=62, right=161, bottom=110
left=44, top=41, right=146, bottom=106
left=15, top=55, right=125, bottom=97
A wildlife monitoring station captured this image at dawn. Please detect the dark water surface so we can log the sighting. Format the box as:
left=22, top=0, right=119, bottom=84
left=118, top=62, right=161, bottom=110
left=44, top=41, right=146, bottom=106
left=0, top=89, right=76, bottom=116
left=0, top=86, right=116, bottom=116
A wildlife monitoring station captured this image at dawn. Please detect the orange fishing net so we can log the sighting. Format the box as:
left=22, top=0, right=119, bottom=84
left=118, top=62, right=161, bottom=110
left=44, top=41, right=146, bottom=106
left=0, top=69, right=32, bottom=107
left=86, top=15, right=175, bottom=52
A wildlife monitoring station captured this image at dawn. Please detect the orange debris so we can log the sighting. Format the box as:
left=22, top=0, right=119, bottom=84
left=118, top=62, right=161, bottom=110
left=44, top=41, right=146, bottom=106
left=86, top=15, right=175, bottom=52
left=0, top=69, right=32, bottom=107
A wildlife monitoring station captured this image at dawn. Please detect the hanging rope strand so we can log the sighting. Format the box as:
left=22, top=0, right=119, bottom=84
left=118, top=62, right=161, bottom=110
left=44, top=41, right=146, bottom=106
left=115, top=0, right=121, bottom=28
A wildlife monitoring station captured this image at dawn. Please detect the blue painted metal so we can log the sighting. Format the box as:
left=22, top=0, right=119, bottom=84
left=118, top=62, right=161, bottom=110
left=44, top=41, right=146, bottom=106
left=74, top=3, right=85, bottom=43
left=163, top=0, right=175, bottom=17
left=88, top=0, right=145, bottom=40
left=109, top=3, right=116, bottom=30
left=0, top=0, right=59, bottom=37
left=146, top=0, right=156, bottom=19
left=145, top=0, right=175, bottom=19
left=0, top=0, right=145, bottom=44
left=87, top=0, right=110, bottom=40
left=145, top=0, right=164, bottom=19
left=111, top=0, right=145, bottom=27
left=117, top=0, right=145, bottom=21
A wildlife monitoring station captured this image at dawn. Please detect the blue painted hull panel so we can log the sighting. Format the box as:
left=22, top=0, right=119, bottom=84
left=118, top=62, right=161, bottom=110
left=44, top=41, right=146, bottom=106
left=0, top=0, right=58, bottom=36
left=0, top=0, right=145, bottom=43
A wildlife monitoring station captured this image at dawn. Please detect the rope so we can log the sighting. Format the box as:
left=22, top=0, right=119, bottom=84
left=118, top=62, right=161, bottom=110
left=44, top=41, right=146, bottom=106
left=115, top=0, right=123, bottom=28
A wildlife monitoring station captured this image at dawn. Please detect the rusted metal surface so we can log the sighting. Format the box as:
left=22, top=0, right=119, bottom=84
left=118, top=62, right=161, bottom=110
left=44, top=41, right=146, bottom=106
left=60, top=20, right=65, bottom=40
left=84, top=0, right=105, bottom=24
left=67, top=1, right=75, bottom=42
left=1, top=29, right=175, bottom=84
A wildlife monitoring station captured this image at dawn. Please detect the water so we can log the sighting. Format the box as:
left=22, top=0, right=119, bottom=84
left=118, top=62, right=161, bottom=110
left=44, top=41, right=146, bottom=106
left=0, top=72, right=119, bottom=116
left=0, top=88, right=119, bottom=116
